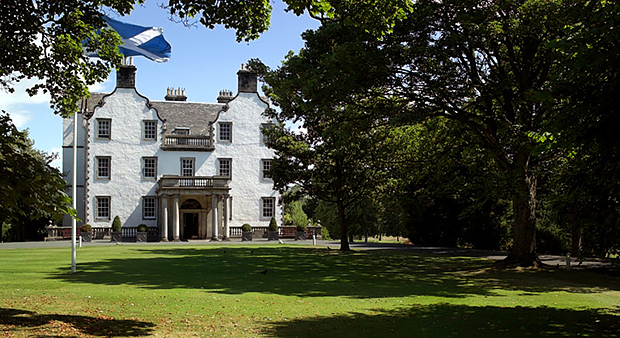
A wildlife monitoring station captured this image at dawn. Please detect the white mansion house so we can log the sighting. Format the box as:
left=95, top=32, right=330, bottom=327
left=62, top=62, right=282, bottom=241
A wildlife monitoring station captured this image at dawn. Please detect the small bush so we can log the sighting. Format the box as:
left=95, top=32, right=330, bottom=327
left=268, top=217, right=278, bottom=231
left=321, top=226, right=331, bottom=240
left=137, top=224, right=148, bottom=233
left=81, top=224, right=92, bottom=232
left=296, top=223, right=307, bottom=232
left=241, top=223, right=252, bottom=232
left=112, top=216, right=122, bottom=232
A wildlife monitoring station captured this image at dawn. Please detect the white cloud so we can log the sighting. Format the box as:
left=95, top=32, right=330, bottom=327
left=0, top=78, right=51, bottom=108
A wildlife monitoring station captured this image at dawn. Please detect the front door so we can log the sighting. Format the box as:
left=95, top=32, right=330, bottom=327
left=184, top=212, right=199, bottom=239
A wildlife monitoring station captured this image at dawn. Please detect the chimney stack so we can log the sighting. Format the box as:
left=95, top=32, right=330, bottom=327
left=237, top=63, right=258, bottom=93
left=116, top=57, right=136, bottom=88
left=165, top=87, right=187, bottom=101
left=217, top=89, right=234, bottom=103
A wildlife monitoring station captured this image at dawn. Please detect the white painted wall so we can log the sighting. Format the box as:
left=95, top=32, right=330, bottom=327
left=85, top=88, right=162, bottom=229
left=214, top=92, right=282, bottom=228
left=70, top=78, right=282, bottom=231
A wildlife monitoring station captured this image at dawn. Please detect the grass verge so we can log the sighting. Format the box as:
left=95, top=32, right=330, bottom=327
left=1, top=243, right=619, bottom=337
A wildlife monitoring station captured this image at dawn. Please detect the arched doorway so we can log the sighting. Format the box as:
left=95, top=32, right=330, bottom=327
left=181, top=199, right=202, bottom=239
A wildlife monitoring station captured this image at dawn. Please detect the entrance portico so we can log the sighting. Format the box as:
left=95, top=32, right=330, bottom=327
left=157, top=175, right=231, bottom=241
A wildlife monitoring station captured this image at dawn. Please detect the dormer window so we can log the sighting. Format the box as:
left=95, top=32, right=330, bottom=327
left=173, top=128, right=190, bottom=145
left=173, top=128, right=190, bottom=135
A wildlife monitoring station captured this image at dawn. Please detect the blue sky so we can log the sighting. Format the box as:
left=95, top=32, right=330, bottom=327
left=1, top=1, right=318, bottom=168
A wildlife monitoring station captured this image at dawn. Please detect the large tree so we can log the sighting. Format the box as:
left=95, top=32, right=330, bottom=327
left=252, top=0, right=595, bottom=265
left=0, top=113, right=73, bottom=241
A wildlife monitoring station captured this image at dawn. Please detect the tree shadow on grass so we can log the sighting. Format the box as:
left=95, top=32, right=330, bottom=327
left=49, top=246, right=620, bottom=299
left=0, top=307, right=154, bottom=337
left=263, top=303, right=620, bottom=338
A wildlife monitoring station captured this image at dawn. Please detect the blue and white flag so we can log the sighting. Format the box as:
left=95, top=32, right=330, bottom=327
left=102, top=16, right=172, bottom=63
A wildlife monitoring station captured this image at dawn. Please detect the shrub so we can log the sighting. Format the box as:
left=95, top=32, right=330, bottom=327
left=268, top=217, right=278, bottom=231
left=241, top=223, right=252, bottom=232
left=321, top=225, right=331, bottom=240
left=137, top=224, right=148, bottom=233
left=112, top=216, right=122, bottom=232
left=81, top=224, right=92, bottom=232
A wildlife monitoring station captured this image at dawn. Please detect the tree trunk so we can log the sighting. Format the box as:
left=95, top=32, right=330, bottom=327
left=570, top=215, right=582, bottom=257
left=337, top=198, right=350, bottom=251
left=505, top=163, right=539, bottom=266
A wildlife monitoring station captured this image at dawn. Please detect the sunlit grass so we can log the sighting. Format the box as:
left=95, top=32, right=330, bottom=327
left=0, top=244, right=618, bottom=337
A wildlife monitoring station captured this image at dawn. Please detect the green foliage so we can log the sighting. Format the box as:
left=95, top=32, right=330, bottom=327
left=0, top=113, right=73, bottom=241
left=112, top=216, right=122, bottom=233
left=241, top=223, right=252, bottom=232
left=283, top=195, right=308, bottom=230
left=81, top=224, right=92, bottom=232
left=320, top=225, right=331, bottom=240
left=393, top=119, right=512, bottom=250
left=252, top=0, right=605, bottom=264
left=164, top=0, right=272, bottom=42
left=2, top=0, right=275, bottom=117
left=268, top=217, right=278, bottom=231
left=137, top=224, right=148, bottom=233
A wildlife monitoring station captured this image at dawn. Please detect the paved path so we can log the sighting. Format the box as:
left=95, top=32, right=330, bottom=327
left=2, top=238, right=617, bottom=274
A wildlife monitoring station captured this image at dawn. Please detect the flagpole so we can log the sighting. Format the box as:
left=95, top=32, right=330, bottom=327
left=71, top=100, right=80, bottom=274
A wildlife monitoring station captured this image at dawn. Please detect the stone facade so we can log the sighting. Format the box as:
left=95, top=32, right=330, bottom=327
left=62, top=63, right=282, bottom=241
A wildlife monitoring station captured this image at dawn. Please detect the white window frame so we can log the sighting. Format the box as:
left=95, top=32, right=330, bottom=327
left=261, top=197, right=276, bottom=220
left=96, top=118, right=111, bottom=140
left=261, top=159, right=272, bottom=181
left=218, top=158, right=232, bottom=178
left=96, top=196, right=111, bottom=220
left=142, top=157, right=157, bottom=180
left=218, top=122, right=232, bottom=142
left=96, top=156, right=111, bottom=180
left=143, top=120, right=158, bottom=141
left=142, top=196, right=157, bottom=220
left=180, top=158, right=195, bottom=177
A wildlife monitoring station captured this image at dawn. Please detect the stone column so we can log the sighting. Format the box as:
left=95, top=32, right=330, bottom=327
left=173, top=195, right=180, bottom=241
left=210, top=194, right=220, bottom=241
left=160, top=195, right=169, bottom=241
left=222, top=195, right=230, bottom=241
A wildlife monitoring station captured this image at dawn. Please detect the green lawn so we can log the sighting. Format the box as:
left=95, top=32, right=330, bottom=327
left=0, top=244, right=618, bottom=337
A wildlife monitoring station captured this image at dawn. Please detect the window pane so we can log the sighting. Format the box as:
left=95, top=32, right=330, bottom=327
left=97, top=197, right=110, bottom=219
left=262, top=160, right=272, bottom=179
left=181, top=159, right=194, bottom=176
left=97, top=119, right=111, bottom=139
left=97, top=157, right=110, bottom=179
left=143, top=197, right=156, bottom=219
left=262, top=198, right=274, bottom=218
left=219, top=122, right=231, bottom=141
left=144, top=121, right=157, bottom=140
left=219, top=159, right=231, bottom=177
left=143, top=157, right=157, bottom=179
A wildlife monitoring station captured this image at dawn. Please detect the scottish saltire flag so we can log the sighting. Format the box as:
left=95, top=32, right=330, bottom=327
left=102, top=16, right=172, bottom=63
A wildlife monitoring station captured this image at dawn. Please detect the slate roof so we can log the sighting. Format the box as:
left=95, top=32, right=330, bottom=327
left=151, top=101, right=226, bottom=136
left=85, top=93, right=106, bottom=115
left=84, top=91, right=226, bottom=136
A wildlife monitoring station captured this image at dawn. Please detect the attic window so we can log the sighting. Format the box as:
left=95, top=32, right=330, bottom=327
left=173, top=128, right=190, bottom=135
